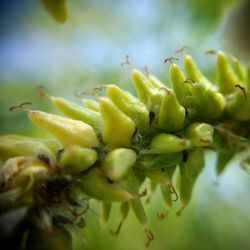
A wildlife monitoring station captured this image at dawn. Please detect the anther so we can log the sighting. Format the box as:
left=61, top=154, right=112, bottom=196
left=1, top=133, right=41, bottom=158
left=169, top=184, right=179, bottom=202
left=9, top=102, right=33, bottom=112
left=175, top=46, right=191, bottom=54
left=164, top=57, right=179, bottom=64
left=235, top=84, right=247, bottom=100
left=182, top=77, right=195, bottom=86
left=121, top=54, right=134, bottom=69
left=205, top=50, right=217, bottom=55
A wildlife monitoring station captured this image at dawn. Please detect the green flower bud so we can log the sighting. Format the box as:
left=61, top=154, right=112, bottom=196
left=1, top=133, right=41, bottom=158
left=28, top=110, right=99, bottom=148
left=100, top=201, right=112, bottom=224
left=216, top=152, right=234, bottom=175
left=11, top=165, right=48, bottom=192
left=216, top=51, right=241, bottom=95
left=158, top=89, right=186, bottom=132
left=184, top=54, right=214, bottom=89
left=229, top=55, right=247, bottom=82
left=48, top=95, right=102, bottom=132
left=130, top=198, right=147, bottom=226
left=102, top=148, right=137, bottom=181
left=189, top=82, right=225, bottom=119
left=1, top=157, right=48, bottom=202
left=107, top=84, right=151, bottom=134
left=178, top=149, right=205, bottom=209
left=78, top=168, right=136, bottom=202
left=148, top=75, right=166, bottom=89
left=144, top=166, right=176, bottom=186
left=0, top=135, right=56, bottom=164
left=226, top=90, right=250, bottom=121
left=185, top=122, right=214, bottom=147
left=129, top=197, right=154, bottom=247
left=159, top=166, right=178, bottom=208
left=2, top=156, right=48, bottom=183
left=82, top=99, right=100, bottom=112
left=99, top=97, right=136, bottom=147
left=170, top=64, right=192, bottom=107
left=160, top=185, right=172, bottom=208
left=138, top=152, right=182, bottom=169
left=41, top=0, right=68, bottom=23
left=59, top=145, right=97, bottom=175
left=111, top=201, right=130, bottom=235
left=150, top=134, right=190, bottom=153
left=131, top=69, right=162, bottom=113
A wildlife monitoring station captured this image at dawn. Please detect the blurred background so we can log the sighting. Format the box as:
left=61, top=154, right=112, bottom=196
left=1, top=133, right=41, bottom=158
left=0, top=0, right=250, bottom=249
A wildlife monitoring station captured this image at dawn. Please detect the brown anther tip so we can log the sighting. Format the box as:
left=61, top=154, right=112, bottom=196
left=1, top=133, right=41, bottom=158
left=73, top=90, right=84, bottom=98
left=205, top=50, right=217, bottom=55
left=159, top=87, right=170, bottom=94
left=121, top=54, right=134, bottom=68
left=139, top=188, right=147, bottom=198
left=200, top=139, right=212, bottom=144
left=234, top=84, right=247, bottom=100
left=145, top=228, right=154, bottom=247
left=110, top=220, right=123, bottom=235
left=143, top=66, right=149, bottom=76
left=175, top=46, right=191, bottom=54
left=176, top=206, right=185, bottom=217
left=145, top=196, right=151, bottom=204
left=36, top=85, right=48, bottom=98
left=169, top=185, right=179, bottom=202
left=164, top=57, right=179, bottom=64
left=93, top=85, right=107, bottom=92
left=156, top=211, right=169, bottom=220
left=9, top=102, right=33, bottom=112
left=182, top=77, right=195, bottom=86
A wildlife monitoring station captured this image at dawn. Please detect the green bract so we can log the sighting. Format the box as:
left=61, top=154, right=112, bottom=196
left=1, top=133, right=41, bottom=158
left=1, top=52, right=249, bottom=249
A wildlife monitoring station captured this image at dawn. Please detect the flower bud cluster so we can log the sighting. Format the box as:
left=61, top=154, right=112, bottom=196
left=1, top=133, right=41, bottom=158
left=0, top=52, right=249, bottom=248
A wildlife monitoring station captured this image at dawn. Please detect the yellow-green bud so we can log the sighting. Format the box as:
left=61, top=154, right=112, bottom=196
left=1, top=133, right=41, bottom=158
left=106, top=84, right=151, bottom=134
left=184, top=54, right=214, bottom=89
left=48, top=95, right=102, bottom=132
left=0, top=135, right=56, bottom=164
left=148, top=75, right=166, bottom=89
left=169, top=64, right=193, bottom=107
left=99, top=97, right=136, bottom=147
left=59, top=145, right=97, bottom=175
left=82, top=99, right=100, bottom=112
left=226, top=90, right=250, bottom=121
left=28, top=110, right=99, bottom=148
left=189, top=83, right=225, bottom=119
left=139, top=152, right=182, bottom=169
left=78, top=168, right=136, bottom=202
left=178, top=149, right=205, bottom=208
left=185, top=122, right=214, bottom=147
left=216, top=152, right=233, bottom=175
left=216, top=51, right=241, bottom=95
left=150, top=134, right=190, bottom=153
left=100, top=201, right=112, bottom=224
left=102, top=148, right=137, bottom=181
left=158, top=89, right=185, bottom=132
left=132, top=69, right=162, bottom=113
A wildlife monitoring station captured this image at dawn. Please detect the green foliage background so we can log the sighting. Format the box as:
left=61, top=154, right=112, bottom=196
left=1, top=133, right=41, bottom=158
left=0, top=0, right=250, bottom=249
